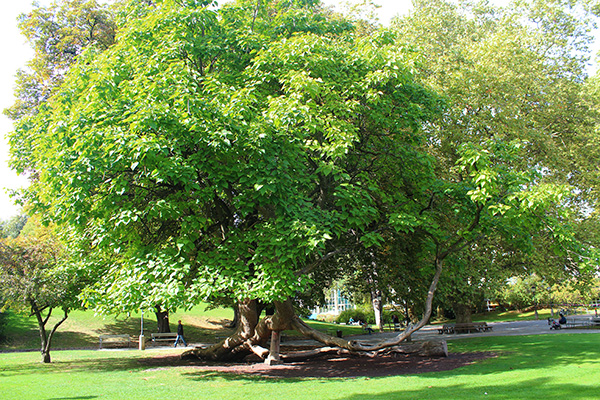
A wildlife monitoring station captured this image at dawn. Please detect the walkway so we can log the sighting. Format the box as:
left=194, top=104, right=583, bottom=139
left=337, top=316, right=600, bottom=345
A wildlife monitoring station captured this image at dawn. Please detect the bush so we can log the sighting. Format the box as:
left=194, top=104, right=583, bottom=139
left=336, top=308, right=399, bottom=325
left=337, top=309, right=369, bottom=324
left=316, top=313, right=338, bottom=323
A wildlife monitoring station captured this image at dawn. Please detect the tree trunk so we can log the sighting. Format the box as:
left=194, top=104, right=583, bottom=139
left=282, top=340, right=448, bottom=361
left=265, top=330, right=282, bottom=365
left=30, top=301, right=69, bottom=363
left=227, top=304, right=239, bottom=329
left=31, top=300, right=50, bottom=363
left=452, top=303, right=473, bottom=324
left=181, top=256, right=447, bottom=363
left=182, top=299, right=267, bottom=361
left=371, top=289, right=383, bottom=332
left=155, top=305, right=170, bottom=333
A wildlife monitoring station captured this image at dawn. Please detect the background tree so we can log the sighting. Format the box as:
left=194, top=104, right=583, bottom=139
left=390, top=0, right=600, bottom=321
left=0, top=224, right=88, bottom=363
left=5, top=0, right=116, bottom=122
left=0, top=214, right=29, bottom=239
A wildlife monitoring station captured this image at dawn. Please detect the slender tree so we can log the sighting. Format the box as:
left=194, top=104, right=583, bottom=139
left=0, top=230, right=86, bottom=363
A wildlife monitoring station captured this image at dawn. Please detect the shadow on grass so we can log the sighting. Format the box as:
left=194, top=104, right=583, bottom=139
left=339, top=378, right=597, bottom=400
left=0, top=355, right=145, bottom=377
left=1, top=313, right=234, bottom=351
left=175, top=333, right=600, bottom=384
left=47, top=397, right=99, bottom=400
left=0, top=312, right=98, bottom=350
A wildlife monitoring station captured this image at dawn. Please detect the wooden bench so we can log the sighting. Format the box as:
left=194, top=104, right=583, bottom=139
left=437, top=324, right=455, bottom=334
left=564, top=317, right=594, bottom=328
left=383, top=323, right=403, bottom=332
left=151, top=332, right=178, bottom=344
left=454, top=322, right=492, bottom=334
left=99, top=334, right=131, bottom=349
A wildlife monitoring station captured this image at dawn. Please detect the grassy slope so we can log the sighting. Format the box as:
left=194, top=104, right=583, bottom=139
left=0, top=306, right=365, bottom=350
left=3, top=305, right=586, bottom=350
left=1, top=333, right=599, bottom=399
left=1, top=305, right=236, bottom=349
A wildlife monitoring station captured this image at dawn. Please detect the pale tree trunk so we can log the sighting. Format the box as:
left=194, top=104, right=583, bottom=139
left=371, top=289, right=383, bottom=332
left=265, top=331, right=282, bottom=365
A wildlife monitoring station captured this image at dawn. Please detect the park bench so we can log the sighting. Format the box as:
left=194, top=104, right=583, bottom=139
left=383, top=322, right=403, bottom=332
left=151, top=332, right=178, bottom=344
left=99, top=334, right=131, bottom=349
left=454, top=322, right=492, bottom=334
left=437, top=324, right=455, bottom=334
left=564, top=317, right=597, bottom=328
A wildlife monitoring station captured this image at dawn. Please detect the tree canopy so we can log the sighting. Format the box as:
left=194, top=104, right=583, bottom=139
left=6, top=0, right=600, bottom=362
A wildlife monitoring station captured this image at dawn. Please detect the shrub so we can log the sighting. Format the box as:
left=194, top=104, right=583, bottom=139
left=337, top=309, right=368, bottom=324
left=337, top=308, right=400, bottom=325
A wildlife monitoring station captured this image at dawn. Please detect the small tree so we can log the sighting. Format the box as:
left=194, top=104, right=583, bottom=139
left=0, top=234, right=83, bottom=363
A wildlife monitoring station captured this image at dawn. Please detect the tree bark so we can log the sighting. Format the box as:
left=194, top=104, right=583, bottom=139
left=182, top=299, right=266, bottom=361
left=155, top=305, right=170, bottom=333
left=30, top=301, right=68, bottom=363
left=265, top=330, right=282, bottom=365
left=452, top=302, right=473, bottom=324
left=182, top=256, right=446, bottom=362
left=282, top=340, right=447, bottom=361
left=371, top=289, right=383, bottom=332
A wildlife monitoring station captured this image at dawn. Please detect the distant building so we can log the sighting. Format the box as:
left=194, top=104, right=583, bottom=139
left=310, top=288, right=354, bottom=318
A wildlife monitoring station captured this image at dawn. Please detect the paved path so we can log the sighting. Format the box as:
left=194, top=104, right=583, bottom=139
left=104, top=316, right=600, bottom=351
left=282, top=316, right=600, bottom=347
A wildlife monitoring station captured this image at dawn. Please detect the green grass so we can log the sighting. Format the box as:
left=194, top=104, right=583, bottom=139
left=1, top=304, right=235, bottom=350
left=1, top=333, right=599, bottom=399
left=0, top=306, right=364, bottom=351
left=465, top=307, right=595, bottom=324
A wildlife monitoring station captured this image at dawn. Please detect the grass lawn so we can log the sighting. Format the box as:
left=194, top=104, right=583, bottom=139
left=2, top=333, right=600, bottom=399
left=1, top=304, right=236, bottom=350
left=0, top=306, right=364, bottom=351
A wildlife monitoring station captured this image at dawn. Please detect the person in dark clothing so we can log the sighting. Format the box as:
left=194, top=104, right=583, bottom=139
left=559, top=313, right=567, bottom=325
left=550, top=313, right=567, bottom=330
left=174, top=320, right=188, bottom=347
left=392, top=314, right=400, bottom=331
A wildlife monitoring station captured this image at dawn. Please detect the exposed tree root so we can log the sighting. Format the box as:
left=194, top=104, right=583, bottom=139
left=181, top=257, right=447, bottom=363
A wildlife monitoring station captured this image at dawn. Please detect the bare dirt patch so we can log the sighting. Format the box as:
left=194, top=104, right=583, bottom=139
left=139, top=350, right=494, bottom=378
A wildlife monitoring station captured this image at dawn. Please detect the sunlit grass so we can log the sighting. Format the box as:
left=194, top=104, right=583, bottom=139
left=2, top=333, right=600, bottom=399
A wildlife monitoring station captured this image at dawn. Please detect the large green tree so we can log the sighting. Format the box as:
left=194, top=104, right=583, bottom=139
left=10, top=0, right=443, bottom=361
left=8, top=0, right=595, bottom=364
left=386, top=0, right=600, bottom=322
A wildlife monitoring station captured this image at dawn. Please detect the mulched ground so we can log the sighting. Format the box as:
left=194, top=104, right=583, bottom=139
left=139, top=350, right=494, bottom=378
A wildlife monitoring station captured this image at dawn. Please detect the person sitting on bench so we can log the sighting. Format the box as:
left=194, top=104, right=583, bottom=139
left=559, top=313, right=567, bottom=325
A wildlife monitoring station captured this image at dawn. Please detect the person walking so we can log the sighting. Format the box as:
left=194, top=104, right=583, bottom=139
left=174, top=320, right=188, bottom=347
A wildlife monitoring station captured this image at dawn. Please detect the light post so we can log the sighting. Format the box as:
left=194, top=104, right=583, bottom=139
left=547, top=286, right=554, bottom=318
left=531, top=286, right=539, bottom=320
left=139, top=310, right=146, bottom=351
